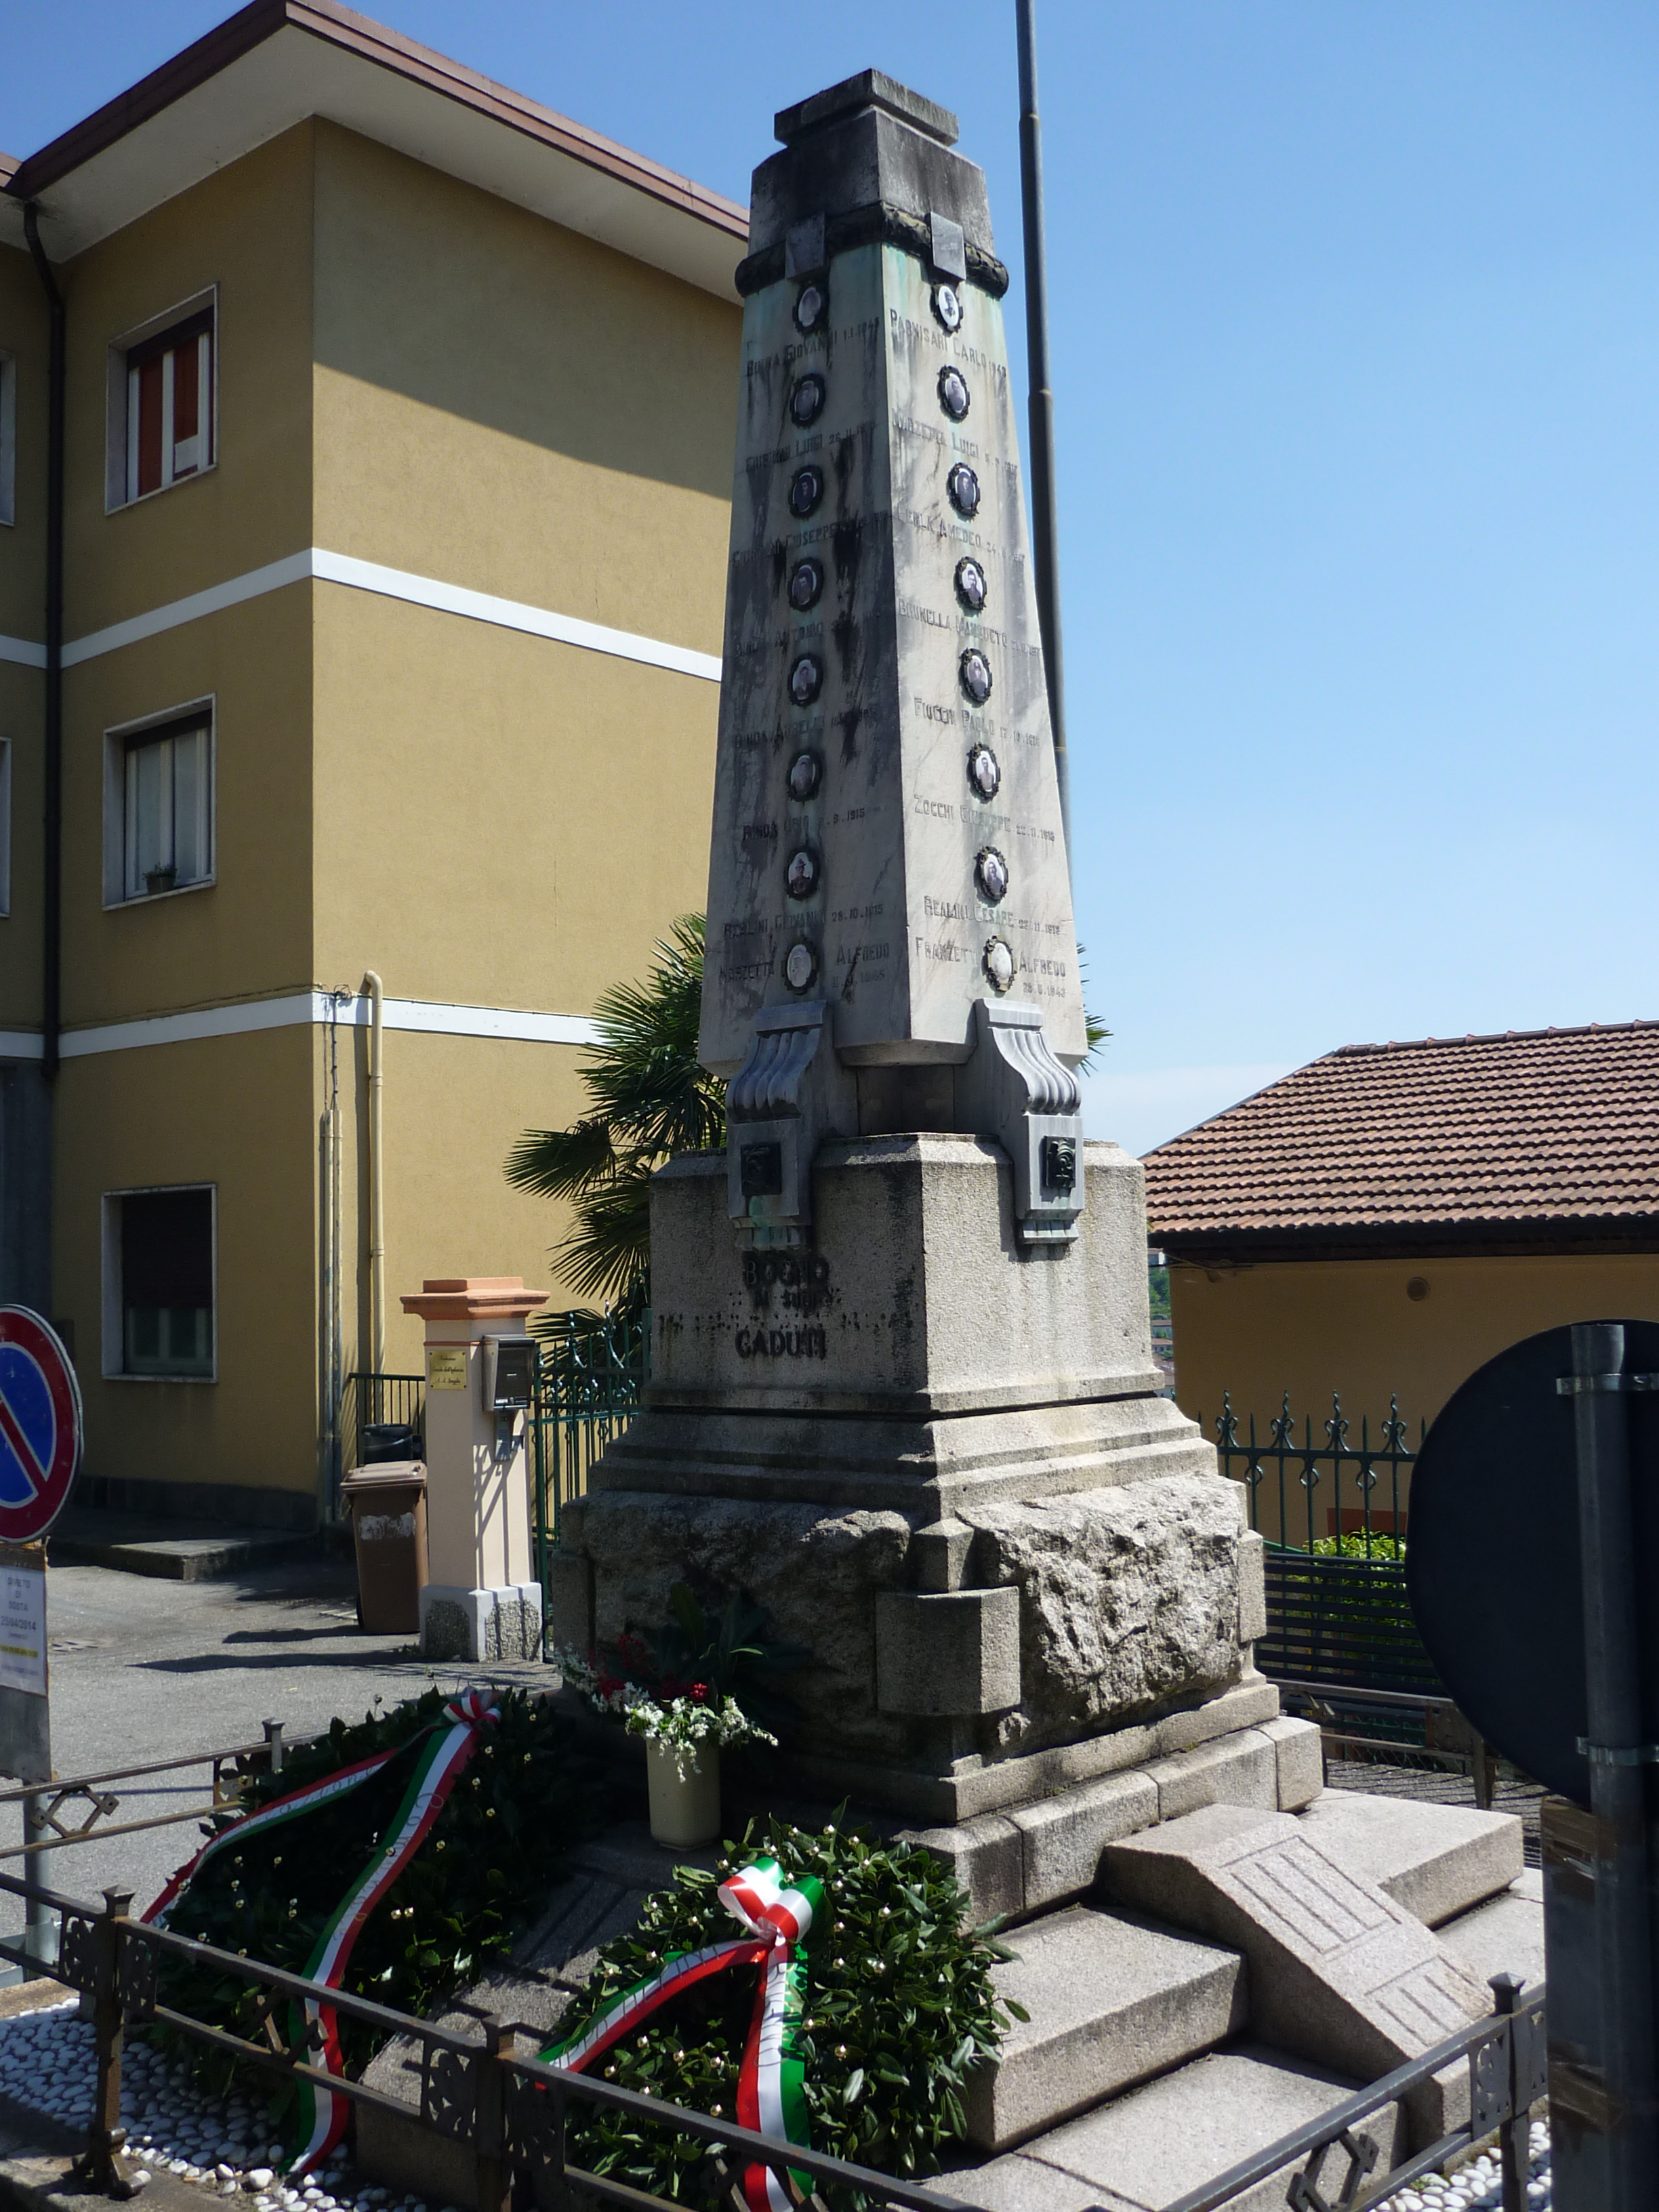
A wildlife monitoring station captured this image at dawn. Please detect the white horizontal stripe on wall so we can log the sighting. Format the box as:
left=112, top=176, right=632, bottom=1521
left=0, top=635, right=47, bottom=670
left=0, top=994, right=602, bottom=1062
left=310, top=551, right=723, bottom=682
left=61, top=553, right=314, bottom=668
left=53, top=550, right=722, bottom=682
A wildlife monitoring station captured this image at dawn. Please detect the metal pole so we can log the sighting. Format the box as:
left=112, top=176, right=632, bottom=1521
left=21, top=1792, right=55, bottom=1975
left=1489, top=1972, right=1526, bottom=2212
left=1563, top=1319, right=1658, bottom=2204
left=1015, top=0, right=1073, bottom=881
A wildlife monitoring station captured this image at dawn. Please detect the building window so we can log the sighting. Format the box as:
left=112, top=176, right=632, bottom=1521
left=106, top=291, right=216, bottom=510
left=103, top=1187, right=216, bottom=1381
left=0, top=350, right=14, bottom=527
left=0, top=737, right=10, bottom=916
left=103, top=706, right=213, bottom=905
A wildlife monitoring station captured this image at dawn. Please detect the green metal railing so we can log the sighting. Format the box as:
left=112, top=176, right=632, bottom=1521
left=528, top=1305, right=650, bottom=1624
left=1208, top=1391, right=1443, bottom=1698
left=1209, top=1389, right=1422, bottom=1555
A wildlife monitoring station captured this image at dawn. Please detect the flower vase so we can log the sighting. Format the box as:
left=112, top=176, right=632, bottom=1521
left=644, top=1735, right=720, bottom=1847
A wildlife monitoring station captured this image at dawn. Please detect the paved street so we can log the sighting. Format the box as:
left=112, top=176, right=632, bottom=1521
left=0, top=1557, right=556, bottom=1936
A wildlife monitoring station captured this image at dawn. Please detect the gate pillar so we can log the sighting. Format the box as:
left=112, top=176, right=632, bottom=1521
left=400, top=1276, right=547, bottom=1662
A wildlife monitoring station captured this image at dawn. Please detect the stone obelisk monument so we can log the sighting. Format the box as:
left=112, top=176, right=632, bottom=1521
left=552, top=73, right=1290, bottom=1845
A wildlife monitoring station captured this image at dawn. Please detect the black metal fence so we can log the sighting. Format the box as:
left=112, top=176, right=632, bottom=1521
left=340, top=1372, right=426, bottom=1493
left=1163, top=1971, right=1543, bottom=2212
left=1209, top=1391, right=1422, bottom=1555
left=1208, top=1393, right=1445, bottom=1701
left=528, top=1305, right=649, bottom=1594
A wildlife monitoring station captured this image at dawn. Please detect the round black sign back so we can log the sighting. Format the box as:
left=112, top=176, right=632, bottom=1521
left=1406, top=1320, right=1659, bottom=1805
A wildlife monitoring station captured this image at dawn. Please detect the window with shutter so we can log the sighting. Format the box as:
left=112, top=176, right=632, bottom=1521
left=123, top=310, right=213, bottom=501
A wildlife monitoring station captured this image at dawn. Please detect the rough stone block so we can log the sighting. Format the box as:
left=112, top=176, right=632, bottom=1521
left=967, top=1478, right=1246, bottom=1750
left=419, top=1580, right=542, bottom=1662
left=1099, top=1803, right=1489, bottom=2123
left=1296, top=1790, right=1523, bottom=1927
left=1437, top=1880, right=1547, bottom=1996
left=1145, top=1729, right=1279, bottom=1822
left=1238, top=1530, right=1267, bottom=1646
left=1011, top=1771, right=1158, bottom=1913
left=966, top=1904, right=1246, bottom=2150
left=544, top=1550, right=594, bottom=1654
left=1263, top=1714, right=1324, bottom=1809
left=1155, top=1673, right=1279, bottom=1756
left=915, top=1517, right=973, bottom=1591
left=950, top=2044, right=1407, bottom=2212
left=877, top=1587, right=1021, bottom=1715
left=909, top=1814, right=1025, bottom=1924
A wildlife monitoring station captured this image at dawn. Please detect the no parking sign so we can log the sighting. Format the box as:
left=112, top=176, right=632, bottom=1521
left=0, top=1308, right=82, bottom=1546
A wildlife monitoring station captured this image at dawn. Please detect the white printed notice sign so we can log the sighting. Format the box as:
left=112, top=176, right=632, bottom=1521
left=0, top=1565, right=46, bottom=1697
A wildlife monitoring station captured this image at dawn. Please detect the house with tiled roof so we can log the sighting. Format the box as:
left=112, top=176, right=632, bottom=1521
left=1141, top=1020, right=1659, bottom=1532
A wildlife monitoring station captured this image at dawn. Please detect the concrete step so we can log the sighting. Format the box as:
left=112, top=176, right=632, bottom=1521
left=1295, top=1788, right=1523, bottom=1926
left=1099, top=1801, right=1489, bottom=2147
left=47, top=1511, right=320, bottom=1582
left=941, top=2041, right=1408, bottom=2212
left=1439, top=1868, right=1544, bottom=1996
left=966, top=1903, right=1246, bottom=2152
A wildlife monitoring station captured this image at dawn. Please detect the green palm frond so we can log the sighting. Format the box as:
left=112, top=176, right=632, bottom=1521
left=506, top=916, right=724, bottom=1304
left=1078, top=943, right=1111, bottom=1073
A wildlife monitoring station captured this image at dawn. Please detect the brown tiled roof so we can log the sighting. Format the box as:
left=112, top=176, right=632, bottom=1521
left=1143, top=1019, right=1659, bottom=1244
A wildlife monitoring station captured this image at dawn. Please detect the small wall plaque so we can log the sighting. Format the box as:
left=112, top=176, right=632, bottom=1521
left=946, top=463, right=980, bottom=518
left=790, top=654, right=824, bottom=706
left=427, top=1346, right=468, bottom=1391
left=938, top=366, right=970, bottom=422
left=966, top=743, right=1001, bottom=801
left=785, top=941, right=818, bottom=991
left=790, top=373, right=827, bottom=428
left=788, top=559, right=823, bottom=612
left=959, top=649, right=994, bottom=705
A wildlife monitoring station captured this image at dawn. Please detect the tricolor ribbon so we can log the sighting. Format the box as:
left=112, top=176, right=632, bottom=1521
left=144, top=1689, right=501, bottom=2174
left=546, top=1854, right=823, bottom=2212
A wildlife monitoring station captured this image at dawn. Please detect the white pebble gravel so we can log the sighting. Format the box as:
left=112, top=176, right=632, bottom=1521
left=1384, top=2118, right=1552, bottom=2209
left=0, top=2000, right=436, bottom=2212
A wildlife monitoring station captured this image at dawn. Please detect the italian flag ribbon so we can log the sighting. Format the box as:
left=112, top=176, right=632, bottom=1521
left=144, top=1689, right=501, bottom=2175
left=545, top=1854, right=823, bottom=2212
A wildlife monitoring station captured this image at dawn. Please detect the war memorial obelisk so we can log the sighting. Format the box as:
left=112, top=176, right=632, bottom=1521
left=552, top=73, right=1312, bottom=1874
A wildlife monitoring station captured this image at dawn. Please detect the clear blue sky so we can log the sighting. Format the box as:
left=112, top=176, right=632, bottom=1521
left=7, top=3, right=1657, bottom=1153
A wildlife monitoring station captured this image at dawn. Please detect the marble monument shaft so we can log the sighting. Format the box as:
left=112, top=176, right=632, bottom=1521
left=700, top=74, right=1086, bottom=1245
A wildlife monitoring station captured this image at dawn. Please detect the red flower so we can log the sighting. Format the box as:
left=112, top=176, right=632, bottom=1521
left=689, top=1683, right=709, bottom=1703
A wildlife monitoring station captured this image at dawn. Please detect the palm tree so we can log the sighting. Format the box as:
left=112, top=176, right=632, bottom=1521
left=508, top=914, right=1109, bottom=1309
left=505, top=915, right=724, bottom=1306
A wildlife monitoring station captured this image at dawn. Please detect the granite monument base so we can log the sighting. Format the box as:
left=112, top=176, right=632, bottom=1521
left=551, top=1136, right=1266, bottom=1822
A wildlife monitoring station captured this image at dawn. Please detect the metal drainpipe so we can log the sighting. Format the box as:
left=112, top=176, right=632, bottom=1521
left=362, top=972, right=386, bottom=1376
left=22, top=207, right=64, bottom=1081
left=1015, top=0, right=1072, bottom=884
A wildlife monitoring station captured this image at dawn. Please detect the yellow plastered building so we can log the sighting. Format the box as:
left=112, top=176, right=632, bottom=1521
left=1142, top=1022, right=1659, bottom=1543
left=0, top=3, right=745, bottom=1529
